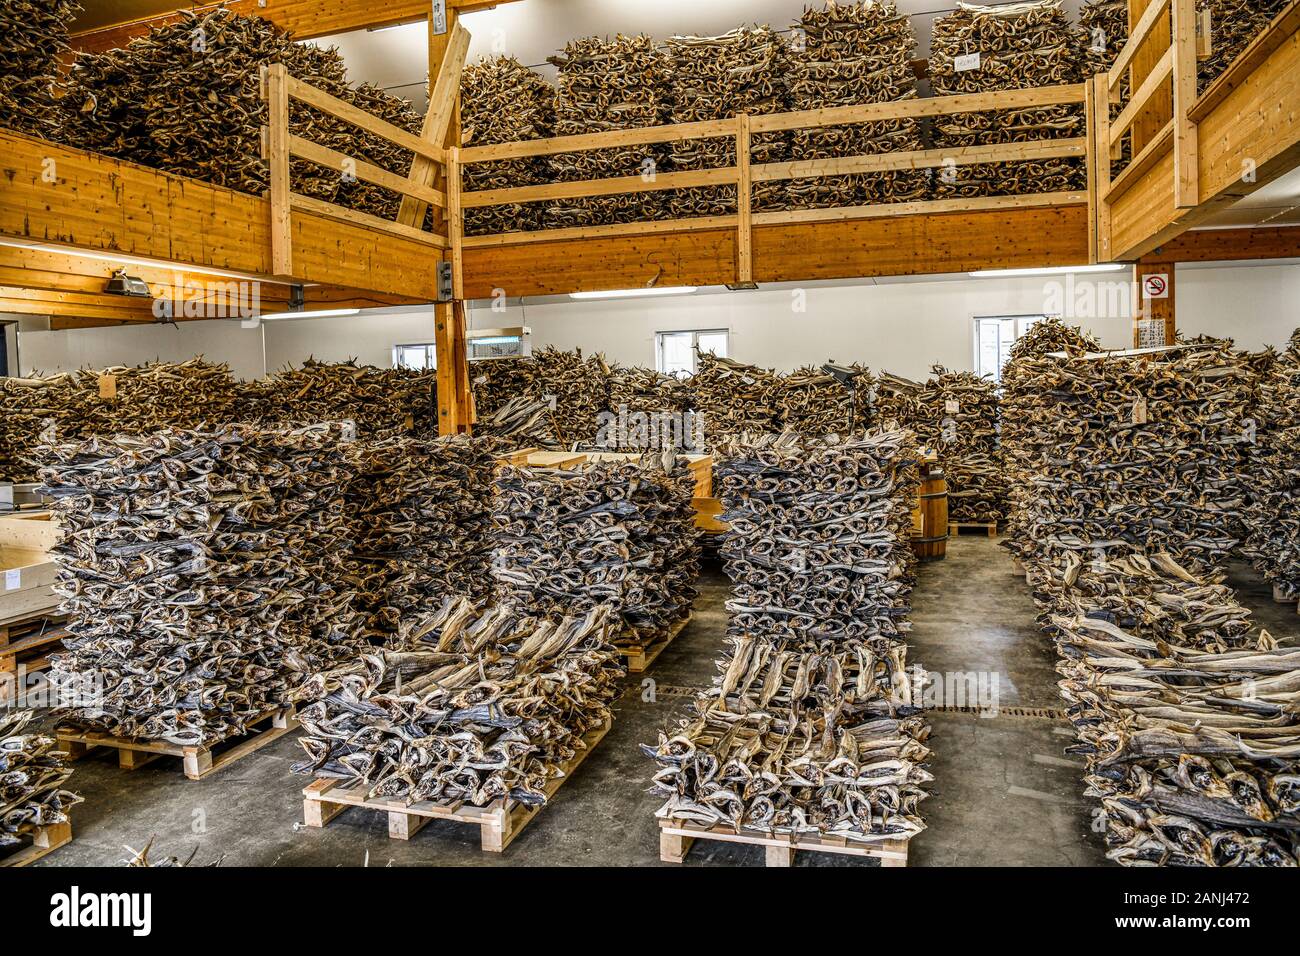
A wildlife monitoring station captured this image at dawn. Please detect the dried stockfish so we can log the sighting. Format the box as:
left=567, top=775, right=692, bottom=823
left=259, top=358, right=437, bottom=438
left=1243, top=334, right=1300, bottom=596
left=1197, top=0, right=1290, bottom=93
left=293, top=598, right=623, bottom=808
left=471, top=357, right=540, bottom=421
left=39, top=424, right=364, bottom=746
left=531, top=347, right=610, bottom=446
left=927, top=365, right=1004, bottom=524
left=474, top=396, right=562, bottom=449
left=930, top=0, right=1085, bottom=199
left=692, top=352, right=781, bottom=448
left=492, top=454, right=700, bottom=645
left=0, top=0, right=79, bottom=142
left=0, top=712, right=81, bottom=852
left=775, top=363, right=876, bottom=437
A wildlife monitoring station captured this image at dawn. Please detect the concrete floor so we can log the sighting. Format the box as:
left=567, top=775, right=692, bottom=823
left=30, top=536, right=1299, bottom=867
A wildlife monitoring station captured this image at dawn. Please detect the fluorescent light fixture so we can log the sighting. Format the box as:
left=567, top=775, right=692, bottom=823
left=256, top=308, right=361, bottom=321
left=569, top=286, right=697, bottom=300
left=0, top=238, right=303, bottom=285
left=969, top=264, right=1127, bottom=278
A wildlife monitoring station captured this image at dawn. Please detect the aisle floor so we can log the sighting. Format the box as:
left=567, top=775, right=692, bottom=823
left=32, top=537, right=1299, bottom=867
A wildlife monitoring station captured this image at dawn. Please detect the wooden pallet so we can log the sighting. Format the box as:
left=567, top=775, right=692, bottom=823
left=0, top=820, right=72, bottom=868
left=658, top=815, right=910, bottom=867
left=618, top=616, right=691, bottom=674
left=1, top=611, right=67, bottom=672
left=58, top=708, right=298, bottom=780
left=948, top=521, right=998, bottom=538
left=302, top=717, right=611, bottom=853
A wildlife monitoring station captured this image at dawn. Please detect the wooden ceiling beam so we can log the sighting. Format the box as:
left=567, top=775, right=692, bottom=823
left=69, top=0, right=524, bottom=53
left=1140, top=226, right=1300, bottom=262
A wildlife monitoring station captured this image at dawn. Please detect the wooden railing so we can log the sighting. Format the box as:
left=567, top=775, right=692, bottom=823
left=459, top=84, right=1089, bottom=284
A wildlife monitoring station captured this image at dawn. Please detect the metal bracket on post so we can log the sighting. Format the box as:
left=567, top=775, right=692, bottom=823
left=436, top=261, right=454, bottom=302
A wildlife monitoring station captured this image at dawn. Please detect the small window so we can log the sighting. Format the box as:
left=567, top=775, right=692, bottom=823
left=393, top=343, right=437, bottom=371
left=973, top=315, right=1043, bottom=383
left=656, top=329, right=728, bottom=377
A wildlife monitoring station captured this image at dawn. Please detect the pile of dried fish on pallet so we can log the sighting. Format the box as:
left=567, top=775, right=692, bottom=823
left=260, top=359, right=437, bottom=437
left=492, top=454, right=699, bottom=646
left=0, top=711, right=81, bottom=855
left=930, top=0, right=1084, bottom=198
left=1243, top=334, right=1300, bottom=597
left=347, top=435, right=498, bottom=640
left=531, top=347, right=610, bottom=446
left=470, top=357, right=540, bottom=421
left=604, top=366, right=698, bottom=451
left=874, top=372, right=933, bottom=441
left=40, top=425, right=362, bottom=746
left=663, top=26, right=789, bottom=217
left=1000, top=317, right=1101, bottom=548
left=776, top=364, right=876, bottom=437
left=692, top=353, right=781, bottom=448
left=1028, top=553, right=1299, bottom=866
left=293, top=598, right=623, bottom=808
left=928, top=366, right=1004, bottom=524
left=1197, top=0, right=1290, bottom=92
left=0, top=0, right=79, bottom=141
left=62, top=8, right=424, bottom=219
left=546, top=34, right=671, bottom=228
left=474, top=396, right=562, bottom=449
left=461, top=55, right=555, bottom=235
left=1003, top=342, right=1254, bottom=570
left=646, top=431, right=930, bottom=841
left=780, top=0, right=927, bottom=210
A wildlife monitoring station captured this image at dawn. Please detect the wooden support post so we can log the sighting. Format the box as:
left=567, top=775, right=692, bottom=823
left=660, top=829, right=693, bottom=864
left=765, top=843, right=795, bottom=867
left=265, top=64, right=293, bottom=277
left=1170, top=0, right=1200, bottom=209
left=735, top=114, right=753, bottom=284
left=448, top=147, right=464, bottom=300
left=1134, top=261, right=1175, bottom=346
left=1090, top=75, right=1114, bottom=262
left=434, top=300, right=471, bottom=434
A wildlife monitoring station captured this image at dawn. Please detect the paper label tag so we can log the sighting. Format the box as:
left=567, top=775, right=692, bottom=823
left=1132, top=398, right=1148, bottom=425
left=5, top=568, right=20, bottom=591
left=954, top=52, right=981, bottom=72
left=945, top=399, right=960, bottom=414
left=99, top=374, right=117, bottom=399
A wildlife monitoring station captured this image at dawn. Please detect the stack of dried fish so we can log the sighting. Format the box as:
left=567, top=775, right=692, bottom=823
left=1243, top=336, right=1300, bottom=596
left=1197, top=0, right=1290, bottom=92
left=781, top=0, right=927, bottom=210
left=776, top=364, right=876, bottom=437
left=261, top=359, right=437, bottom=437
left=62, top=8, right=423, bottom=218
left=874, top=372, right=934, bottom=442
left=691, top=353, right=781, bottom=449
left=0, top=0, right=79, bottom=141
left=530, top=347, right=610, bottom=446
left=1029, top=553, right=1299, bottom=866
left=473, top=396, right=561, bottom=449
left=40, top=425, right=362, bottom=746
left=347, top=435, right=498, bottom=640
left=1003, top=342, right=1254, bottom=569
left=0, top=711, right=81, bottom=854
left=492, top=454, right=700, bottom=646
left=927, top=366, right=1004, bottom=524
left=1000, top=317, right=1101, bottom=549
left=1080, top=0, right=1129, bottom=78
left=930, top=0, right=1084, bottom=198
left=460, top=56, right=555, bottom=235
left=607, top=365, right=694, bottom=416
left=646, top=431, right=930, bottom=841
left=0, top=374, right=78, bottom=482
left=603, top=365, right=698, bottom=451
left=663, top=26, right=789, bottom=218
left=293, top=598, right=624, bottom=808
left=470, top=357, right=540, bottom=420
left=546, top=34, right=671, bottom=227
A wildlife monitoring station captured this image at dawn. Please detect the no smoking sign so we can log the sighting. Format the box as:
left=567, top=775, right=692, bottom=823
left=1142, top=273, right=1169, bottom=299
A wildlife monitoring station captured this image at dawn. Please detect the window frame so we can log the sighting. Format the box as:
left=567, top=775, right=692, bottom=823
left=655, top=328, right=730, bottom=377
left=392, top=342, right=438, bottom=371
left=972, top=315, right=1046, bottom=383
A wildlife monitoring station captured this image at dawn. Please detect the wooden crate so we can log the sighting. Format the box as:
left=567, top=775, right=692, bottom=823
left=58, top=708, right=298, bottom=780
left=658, top=815, right=910, bottom=868
left=0, top=612, right=68, bottom=701
left=692, top=496, right=729, bottom=534
left=0, top=820, right=73, bottom=868
left=301, top=717, right=610, bottom=853
left=0, top=517, right=60, bottom=623
left=618, top=616, right=690, bottom=674
left=948, top=521, right=998, bottom=538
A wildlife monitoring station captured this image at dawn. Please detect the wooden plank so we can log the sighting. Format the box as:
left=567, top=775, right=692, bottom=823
left=735, top=114, right=752, bottom=285
left=288, top=194, right=448, bottom=249
left=396, top=19, right=471, bottom=228
left=1105, top=119, right=1174, bottom=202
left=751, top=84, right=1087, bottom=133
left=1128, top=0, right=1175, bottom=154
left=462, top=215, right=738, bottom=249
left=1143, top=226, right=1300, bottom=261
left=463, top=167, right=738, bottom=208
left=657, top=817, right=910, bottom=867
left=1171, top=0, right=1200, bottom=209
left=447, top=148, right=464, bottom=300
left=288, top=134, right=445, bottom=207
left=1109, top=47, right=1173, bottom=156
left=266, top=65, right=293, bottom=277
left=1110, top=0, right=1172, bottom=96
left=461, top=119, right=739, bottom=163
left=435, top=302, right=470, bottom=435
left=0, top=820, right=72, bottom=868
left=1085, top=76, right=1099, bottom=263
left=285, top=75, right=446, bottom=165
left=756, top=139, right=1087, bottom=184
left=751, top=192, right=1086, bottom=227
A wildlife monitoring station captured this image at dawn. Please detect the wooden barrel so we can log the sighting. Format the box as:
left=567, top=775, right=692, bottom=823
left=911, top=465, right=949, bottom=561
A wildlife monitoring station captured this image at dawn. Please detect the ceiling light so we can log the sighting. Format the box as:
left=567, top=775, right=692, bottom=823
left=969, top=264, right=1127, bottom=278
left=569, top=286, right=698, bottom=300
left=103, top=269, right=151, bottom=297
left=256, top=308, right=361, bottom=321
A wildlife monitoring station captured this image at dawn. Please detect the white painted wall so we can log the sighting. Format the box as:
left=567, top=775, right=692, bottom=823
left=1174, top=261, right=1300, bottom=351
left=18, top=319, right=267, bottom=380
left=261, top=309, right=439, bottom=373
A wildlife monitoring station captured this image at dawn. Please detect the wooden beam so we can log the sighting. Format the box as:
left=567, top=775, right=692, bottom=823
left=284, top=75, right=446, bottom=165
left=1091, top=75, right=1115, bottom=263
left=1143, top=226, right=1300, bottom=262
left=463, top=167, right=738, bottom=208
left=287, top=133, right=446, bottom=206
left=266, top=65, right=293, bottom=277
left=1110, top=0, right=1172, bottom=96
left=1105, top=119, right=1173, bottom=203
left=461, top=214, right=738, bottom=249
left=1189, top=0, right=1300, bottom=122
left=750, top=192, right=1085, bottom=227
left=288, top=194, right=448, bottom=248
left=447, top=147, right=465, bottom=300
left=461, top=119, right=739, bottom=164
left=754, top=138, right=1087, bottom=183
left=1171, top=0, right=1200, bottom=209
left=1133, top=261, right=1175, bottom=346
left=69, top=0, right=520, bottom=53
left=735, top=114, right=752, bottom=285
